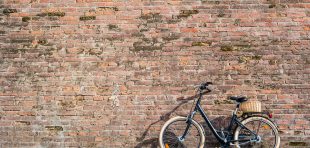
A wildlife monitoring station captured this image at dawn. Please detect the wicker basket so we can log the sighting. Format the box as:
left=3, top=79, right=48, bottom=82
left=240, top=101, right=261, bottom=112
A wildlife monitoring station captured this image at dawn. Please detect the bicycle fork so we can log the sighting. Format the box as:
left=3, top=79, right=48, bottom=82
left=179, top=111, right=197, bottom=141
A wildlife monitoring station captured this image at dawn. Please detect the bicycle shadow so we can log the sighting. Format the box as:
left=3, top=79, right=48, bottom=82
left=134, top=94, right=199, bottom=148
left=134, top=92, right=231, bottom=148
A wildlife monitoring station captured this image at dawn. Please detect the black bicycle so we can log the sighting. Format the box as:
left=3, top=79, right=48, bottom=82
left=159, top=82, right=280, bottom=148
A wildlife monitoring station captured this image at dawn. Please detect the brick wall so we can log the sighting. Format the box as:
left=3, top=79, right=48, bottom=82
left=0, top=0, right=309, bottom=147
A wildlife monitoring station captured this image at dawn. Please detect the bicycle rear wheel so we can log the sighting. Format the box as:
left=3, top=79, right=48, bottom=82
left=159, top=116, right=205, bottom=148
left=234, top=116, right=280, bottom=148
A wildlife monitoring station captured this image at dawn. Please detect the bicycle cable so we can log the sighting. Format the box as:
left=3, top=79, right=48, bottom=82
left=187, top=88, right=200, bottom=118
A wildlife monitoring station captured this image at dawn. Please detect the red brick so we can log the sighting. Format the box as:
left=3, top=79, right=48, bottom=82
left=0, top=0, right=309, bottom=147
left=180, top=27, right=198, bottom=33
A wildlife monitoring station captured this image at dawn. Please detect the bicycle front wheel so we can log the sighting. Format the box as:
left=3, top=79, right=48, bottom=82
left=234, top=116, right=280, bottom=148
left=159, top=116, right=205, bottom=148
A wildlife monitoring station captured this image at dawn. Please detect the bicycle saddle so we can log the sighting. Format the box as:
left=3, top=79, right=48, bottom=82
left=229, top=96, right=247, bottom=103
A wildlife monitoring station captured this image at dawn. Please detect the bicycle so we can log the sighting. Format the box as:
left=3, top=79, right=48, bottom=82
left=159, top=82, right=280, bottom=148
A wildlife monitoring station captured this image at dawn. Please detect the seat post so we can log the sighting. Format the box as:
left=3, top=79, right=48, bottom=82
left=236, top=103, right=240, bottom=108
left=233, top=103, right=240, bottom=115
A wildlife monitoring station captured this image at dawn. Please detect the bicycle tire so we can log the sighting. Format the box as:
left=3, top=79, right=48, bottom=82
left=159, top=116, right=205, bottom=148
left=233, top=116, right=280, bottom=148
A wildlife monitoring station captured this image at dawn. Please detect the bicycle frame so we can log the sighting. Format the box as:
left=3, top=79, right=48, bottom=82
left=181, top=91, right=258, bottom=146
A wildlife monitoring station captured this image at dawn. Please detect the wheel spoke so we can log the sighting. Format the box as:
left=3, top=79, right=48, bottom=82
left=160, top=118, right=203, bottom=148
left=256, top=119, right=262, bottom=135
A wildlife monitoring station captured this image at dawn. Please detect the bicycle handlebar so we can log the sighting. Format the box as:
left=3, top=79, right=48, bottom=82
left=199, top=82, right=213, bottom=91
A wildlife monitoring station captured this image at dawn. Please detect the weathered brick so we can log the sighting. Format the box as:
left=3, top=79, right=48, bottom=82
left=0, top=0, right=309, bottom=147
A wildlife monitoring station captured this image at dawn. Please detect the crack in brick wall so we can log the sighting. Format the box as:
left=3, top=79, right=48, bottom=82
left=0, top=0, right=309, bottom=147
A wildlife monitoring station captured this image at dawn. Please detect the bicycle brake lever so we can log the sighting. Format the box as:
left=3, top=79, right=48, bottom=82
left=206, top=82, right=213, bottom=85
